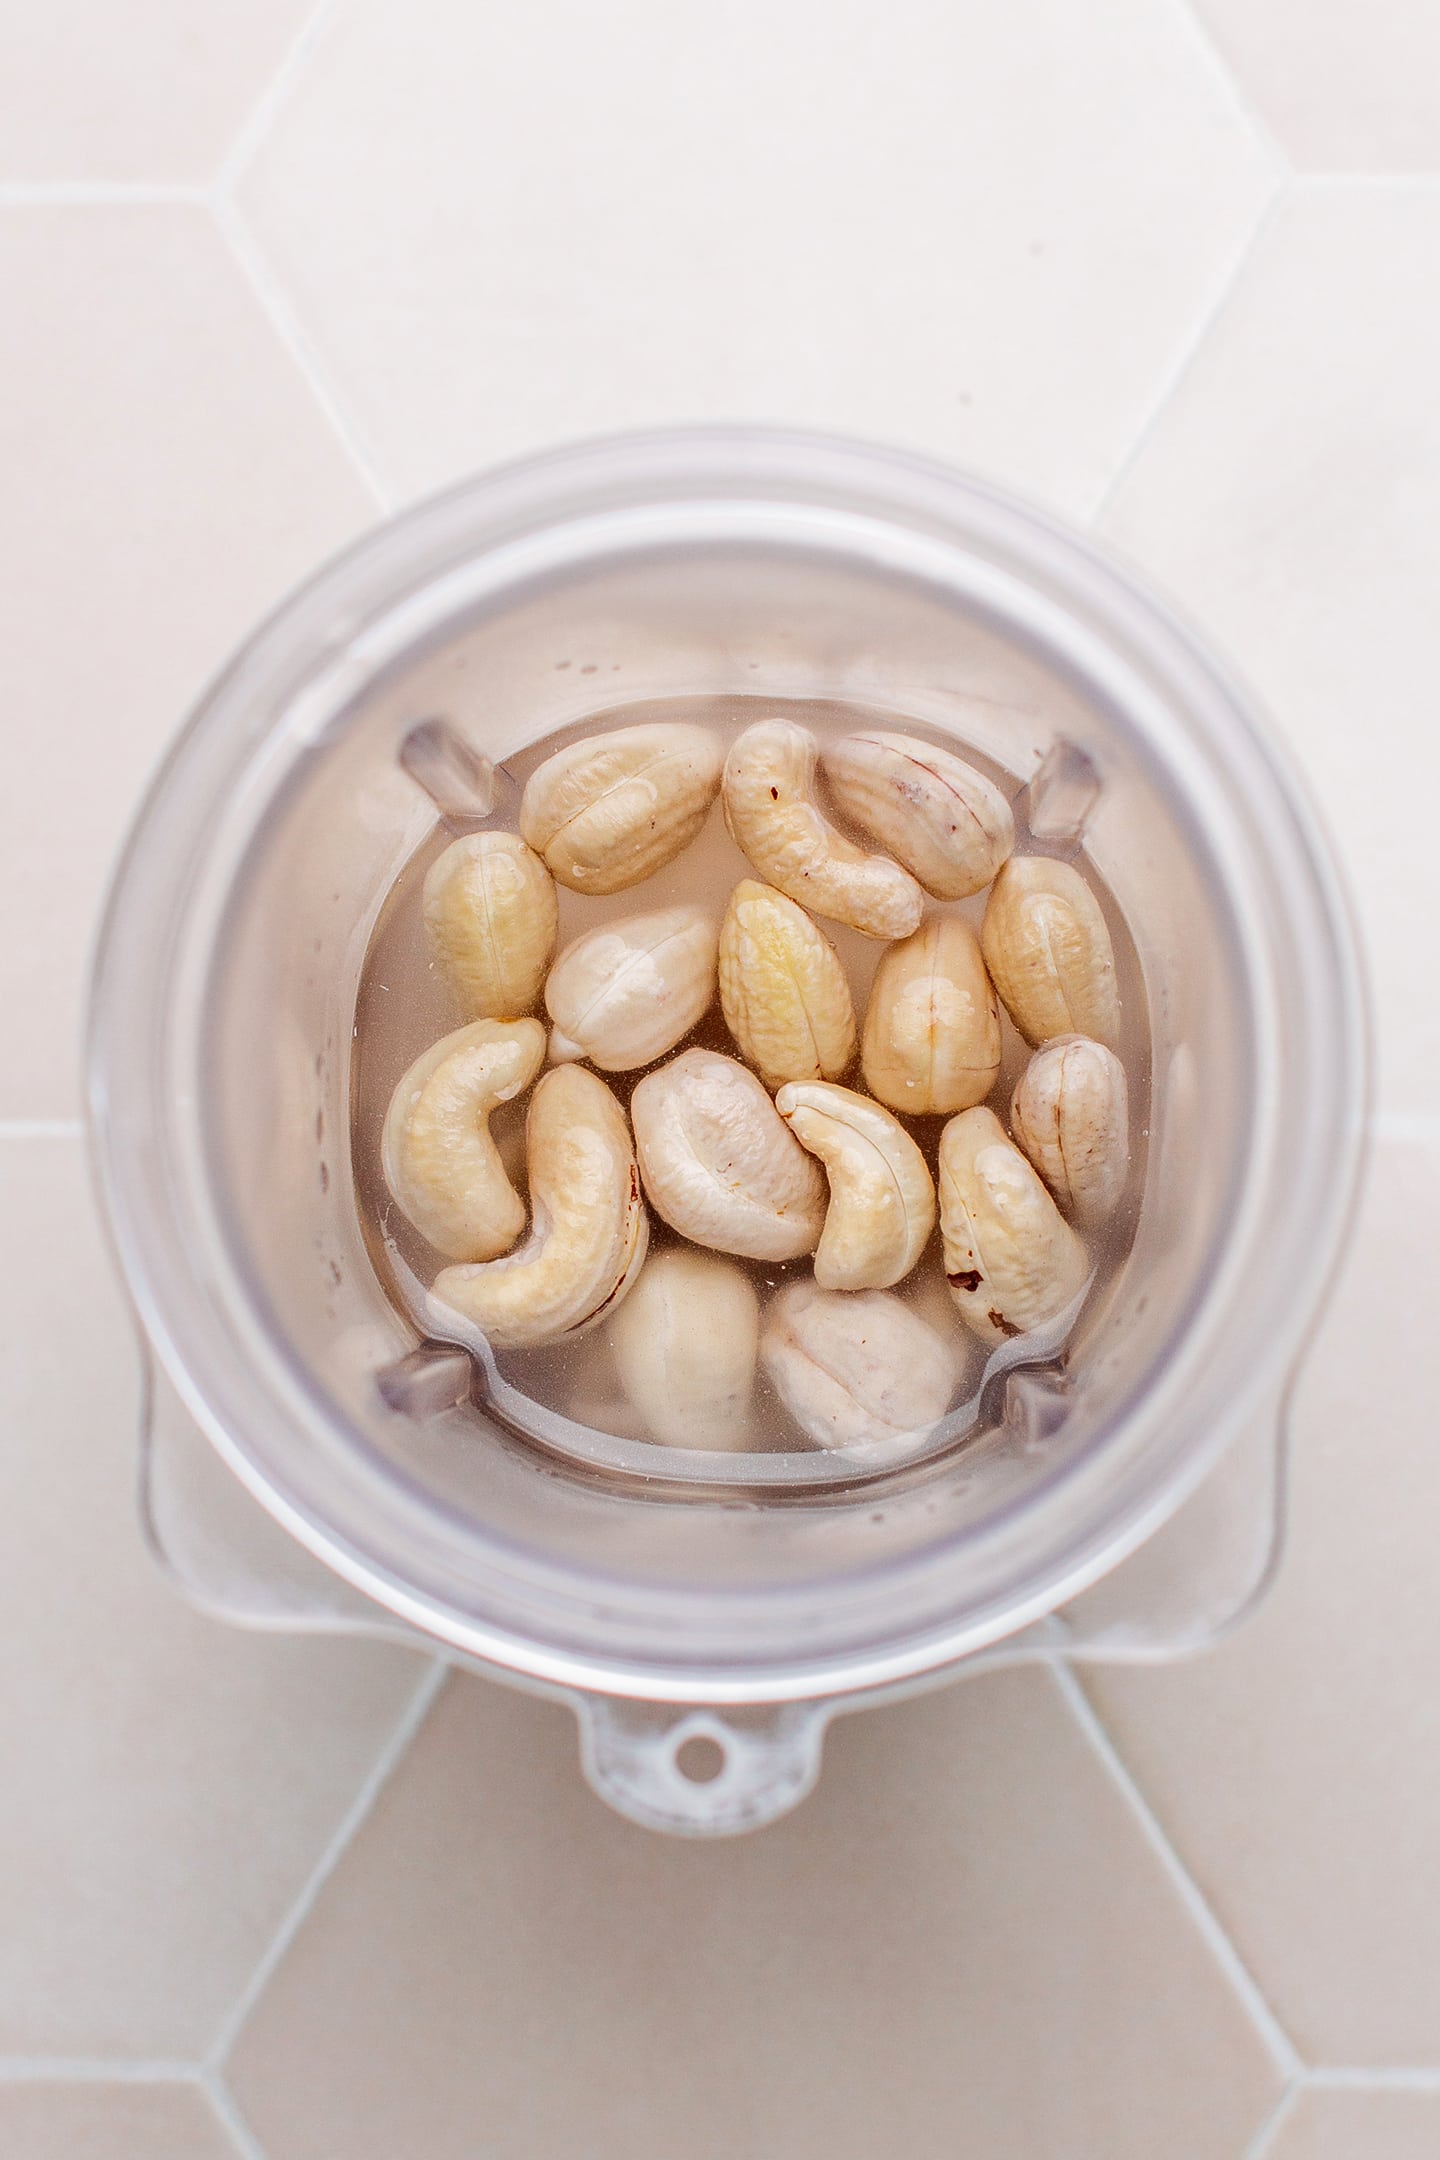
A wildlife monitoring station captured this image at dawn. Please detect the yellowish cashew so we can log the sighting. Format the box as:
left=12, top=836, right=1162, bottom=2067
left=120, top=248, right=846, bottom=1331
left=610, top=1249, right=759, bottom=1450
left=774, top=1081, right=936, bottom=1291
left=938, top=1105, right=1089, bottom=1344
left=718, top=878, right=856, bottom=1090
left=722, top=718, right=925, bottom=940
left=382, top=1018, right=546, bottom=1260
left=861, top=914, right=1001, bottom=1115
left=423, top=830, right=557, bottom=1019
left=821, top=729, right=1014, bottom=899
left=980, top=855, right=1120, bottom=1048
left=431, top=1064, right=647, bottom=1348
left=519, top=721, right=724, bottom=893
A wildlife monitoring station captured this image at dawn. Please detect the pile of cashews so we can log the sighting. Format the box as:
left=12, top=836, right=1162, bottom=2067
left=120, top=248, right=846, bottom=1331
left=380, top=716, right=1132, bottom=1453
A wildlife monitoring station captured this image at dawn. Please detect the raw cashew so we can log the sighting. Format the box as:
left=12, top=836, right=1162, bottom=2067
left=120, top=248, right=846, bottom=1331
left=761, top=1281, right=962, bottom=1451
left=821, top=730, right=1014, bottom=899
left=545, top=905, right=718, bottom=1071
left=775, top=1081, right=935, bottom=1291
left=519, top=721, right=723, bottom=893
left=431, top=1064, right=647, bottom=1348
left=722, top=718, right=924, bottom=940
left=861, top=915, right=1001, bottom=1115
left=980, top=855, right=1120, bottom=1048
left=630, top=1049, right=825, bottom=1262
left=1010, top=1035, right=1129, bottom=1227
left=938, top=1106, right=1089, bottom=1344
left=423, top=830, right=557, bottom=1019
left=718, top=878, right=856, bottom=1090
left=610, top=1248, right=759, bottom=1449
left=382, top=1018, right=546, bottom=1260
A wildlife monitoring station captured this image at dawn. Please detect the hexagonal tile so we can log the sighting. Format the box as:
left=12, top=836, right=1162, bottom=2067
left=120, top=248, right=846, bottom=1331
left=237, top=0, right=1275, bottom=512
left=1267, top=2088, right=1440, bottom=2160
left=0, top=1137, right=425, bottom=2055
left=228, top=1665, right=1283, bottom=2160
left=0, top=205, right=373, bottom=1117
left=1101, top=186, right=1440, bottom=1114
left=0, top=2081, right=241, bottom=2160
left=1086, top=1140, right=1440, bottom=2063
left=0, top=0, right=315, bottom=185
left=1191, top=1, right=1440, bottom=172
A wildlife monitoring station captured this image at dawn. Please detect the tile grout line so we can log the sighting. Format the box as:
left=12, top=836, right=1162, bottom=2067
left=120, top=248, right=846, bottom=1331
left=212, top=0, right=346, bottom=200
left=1085, top=181, right=1287, bottom=528
left=1241, top=2079, right=1301, bottom=2160
left=1049, top=1658, right=1304, bottom=2079
left=201, top=2068, right=272, bottom=2160
left=1307, top=2065, right=1440, bottom=2092
left=0, top=2059, right=201, bottom=2083
left=1167, top=0, right=1293, bottom=175
left=204, top=1657, right=448, bottom=2070
left=208, top=193, right=392, bottom=513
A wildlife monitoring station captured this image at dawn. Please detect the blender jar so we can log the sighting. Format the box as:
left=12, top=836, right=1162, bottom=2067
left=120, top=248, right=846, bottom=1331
left=87, top=428, right=1366, bottom=1835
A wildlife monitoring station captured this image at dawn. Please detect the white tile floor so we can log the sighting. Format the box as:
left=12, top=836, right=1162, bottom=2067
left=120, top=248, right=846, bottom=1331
left=1, top=2, right=1437, bottom=2154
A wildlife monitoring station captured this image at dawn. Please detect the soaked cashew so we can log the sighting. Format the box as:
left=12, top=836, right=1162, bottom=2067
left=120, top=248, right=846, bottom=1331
left=545, top=905, right=718, bottom=1071
left=861, top=915, right=1001, bottom=1116
left=431, top=1064, right=647, bottom=1348
left=938, top=1106, right=1089, bottom=1345
left=630, top=1049, right=825, bottom=1262
left=519, top=721, right=723, bottom=893
left=423, top=830, right=557, bottom=1019
left=722, top=718, right=924, bottom=940
left=610, top=1248, right=759, bottom=1449
left=760, top=1281, right=962, bottom=1451
left=821, top=730, right=1014, bottom=899
left=775, top=1081, right=936, bottom=1291
left=1010, top=1035, right=1129, bottom=1227
left=382, top=1019, right=546, bottom=1260
left=981, top=855, right=1120, bottom=1048
left=718, top=878, right=856, bottom=1090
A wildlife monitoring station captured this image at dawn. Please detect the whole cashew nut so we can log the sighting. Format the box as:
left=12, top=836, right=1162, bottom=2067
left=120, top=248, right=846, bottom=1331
left=382, top=1018, right=546, bottom=1260
left=545, top=905, right=718, bottom=1071
left=761, top=1280, right=962, bottom=1451
left=610, top=1248, right=760, bottom=1450
left=774, top=1080, right=936, bottom=1291
left=519, top=721, right=724, bottom=893
left=861, top=914, right=1001, bottom=1116
left=820, top=729, right=1015, bottom=899
left=980, top=855, right=1120, bottom=1048
left=630, top=1049, right=826, bottom=1262
left=938, top=1105, right=1089, bottom=1344
left=431, top=1064, right=648, bottom=1348
left=722, top=718, right=925, bottom=940
left=718, top=878, right=856, bottom=1091
left=1010, top=1034, right=1129, bottom=1227
left=423, top=830, right=558, bottom=1019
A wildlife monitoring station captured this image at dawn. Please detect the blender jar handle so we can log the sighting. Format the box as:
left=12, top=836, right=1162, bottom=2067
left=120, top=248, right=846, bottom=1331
left=574, top=1696, right=829, bottom=1836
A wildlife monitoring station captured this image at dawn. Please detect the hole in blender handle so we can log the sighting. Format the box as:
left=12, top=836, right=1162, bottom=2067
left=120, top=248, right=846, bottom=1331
left=674, top=1735, right=727, bottom=1785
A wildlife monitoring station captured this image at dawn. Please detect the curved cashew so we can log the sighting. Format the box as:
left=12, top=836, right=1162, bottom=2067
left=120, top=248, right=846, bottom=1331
left=938, top=1105, right=1089, bottom=1344
left=761, top=1280, right=961, bottom=1451
left=1010, top=1034, right=1129, bottom=1227
left=545, top=905, right=718, bottom=1071
left=861, top=914, right=1001, bottom=1115
left=774, top=1081, right=935, bottom=1291
left=610, top=1248, right=759, bottom=1450
left=431, top=1064, right=647, bottom=1348
left=630, top=1049, right=825, bottom=1262
left=423, top=830, right=557, bottom=1019
left=519, top=721, right=724, bottom=893
left=718, top=878, right=856, bottom=1090
left=821, top=729, right=1014, bottom=899
left=721, top=718, right=924, bottom=940
left=382, top=1018, right=546, bottom=1260
left=980, top=855, right=1120, bottom=1048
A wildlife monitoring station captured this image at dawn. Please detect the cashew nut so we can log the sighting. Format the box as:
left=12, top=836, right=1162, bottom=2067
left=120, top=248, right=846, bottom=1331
left=861, top=914, right=1001, bottom=1115
left=630, top=1049, right=826, bottom=1262
left=545, top=905, right=718, bottom=1071
left=980, top=855, right=1120, bottom=1048
left=382, top=1018, right=546, bottom=1260
left=722, top=718, right=924, bottom=940
left=820, top=729, right=1014, bottom=899
left=760, top=1280, right=962, bottom=1451
left=431, top=1064, right=647, bottom=1348
left=938, top=1105, right=1089, bottom=1344
left=423, top=830, right=558, bottom=1019
left=610, top=1248, right=759, bottom=1449
left=519, top=721, right=723, bottom=893
left=774, top=1081, right=935, bottom=1291
left=1010, top=1034, right=1129, bottom=1227
left=718, top=878, right=856, bottom=1090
